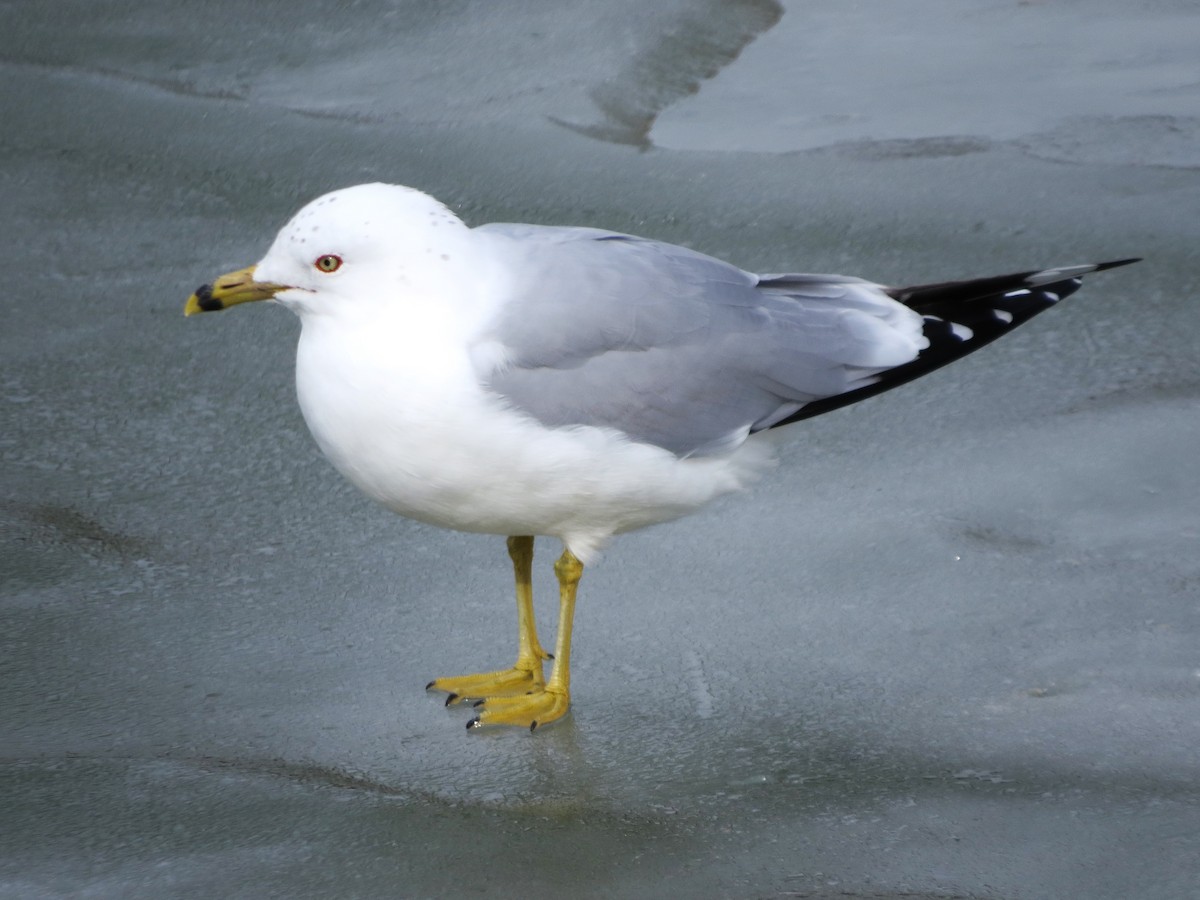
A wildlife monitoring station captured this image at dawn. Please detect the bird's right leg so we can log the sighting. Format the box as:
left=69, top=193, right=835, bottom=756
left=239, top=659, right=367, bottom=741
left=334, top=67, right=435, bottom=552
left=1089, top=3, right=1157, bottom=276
left=426, top=535, right=552, bottom=705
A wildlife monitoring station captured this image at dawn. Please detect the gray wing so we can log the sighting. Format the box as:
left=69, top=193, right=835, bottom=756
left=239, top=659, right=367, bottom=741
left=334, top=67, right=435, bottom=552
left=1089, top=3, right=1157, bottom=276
left=471, top=223, right=927, bottom=457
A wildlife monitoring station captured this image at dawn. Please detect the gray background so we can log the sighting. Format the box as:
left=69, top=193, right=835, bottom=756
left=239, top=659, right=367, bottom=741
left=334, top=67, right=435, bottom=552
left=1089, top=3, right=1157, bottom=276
left=3, top=1, right=1198, bottom=897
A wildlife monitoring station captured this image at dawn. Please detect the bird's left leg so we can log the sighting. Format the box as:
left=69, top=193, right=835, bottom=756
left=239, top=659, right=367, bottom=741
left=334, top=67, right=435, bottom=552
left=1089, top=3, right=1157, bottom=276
left=426, top=535, right=552, bottom=705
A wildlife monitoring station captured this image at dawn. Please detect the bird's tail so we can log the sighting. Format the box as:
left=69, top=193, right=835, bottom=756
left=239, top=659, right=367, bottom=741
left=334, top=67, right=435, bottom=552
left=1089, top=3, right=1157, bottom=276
left=771, top=258, right=1140, bottom=428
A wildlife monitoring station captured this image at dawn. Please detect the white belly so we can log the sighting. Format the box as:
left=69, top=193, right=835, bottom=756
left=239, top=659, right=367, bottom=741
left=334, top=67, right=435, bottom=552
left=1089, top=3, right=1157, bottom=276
left=293, top=319, right=776, bottom=562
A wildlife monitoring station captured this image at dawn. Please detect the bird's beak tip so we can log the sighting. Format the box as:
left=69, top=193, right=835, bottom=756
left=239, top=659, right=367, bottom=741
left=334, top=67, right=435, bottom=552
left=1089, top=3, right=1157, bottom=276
left=183, top=289, right=217, bottom=317
left=183, top=266, right=281, bottom=317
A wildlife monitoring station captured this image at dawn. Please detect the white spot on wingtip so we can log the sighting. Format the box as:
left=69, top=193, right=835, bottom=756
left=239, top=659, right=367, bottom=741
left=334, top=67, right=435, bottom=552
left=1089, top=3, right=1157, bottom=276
left=1044, top=291, right=1060, bottom=302
left=992, top=308, right=1014, bottom=324
left=950, top=322, right=973, bottom=341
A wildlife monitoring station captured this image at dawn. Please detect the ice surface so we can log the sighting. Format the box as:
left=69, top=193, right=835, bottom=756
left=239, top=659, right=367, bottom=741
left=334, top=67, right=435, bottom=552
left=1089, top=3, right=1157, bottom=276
left=652, top=0, right=1200, bottom=163
left=3, top=0, right=1200, bottom=897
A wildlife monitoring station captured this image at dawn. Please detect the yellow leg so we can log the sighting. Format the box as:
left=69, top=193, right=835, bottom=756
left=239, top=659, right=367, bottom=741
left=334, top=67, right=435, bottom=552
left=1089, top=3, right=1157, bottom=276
left=509, top=535, right=553, bottom=669
left=469, top=547, right=583, bottom=731
left=426, top=536, right=552, bottom=705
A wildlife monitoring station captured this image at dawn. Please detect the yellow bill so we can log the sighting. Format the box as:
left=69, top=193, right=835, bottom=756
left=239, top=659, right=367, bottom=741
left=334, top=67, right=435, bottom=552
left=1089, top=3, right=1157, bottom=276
left=184, top=266, right=287, bottom=316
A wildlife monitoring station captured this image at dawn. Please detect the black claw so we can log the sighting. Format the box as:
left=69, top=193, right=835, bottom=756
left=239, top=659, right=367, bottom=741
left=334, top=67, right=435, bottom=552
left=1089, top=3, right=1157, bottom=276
left=444, top=693, right=458, bottom=707
left=529, top=720, right=538, bottom=732
left=467, top=717, right=480, bottom=730
left=425, top=680, right=436, bottom=691
left=546, top=653, right=554, bottom=660
left=472, top=699, right=485, bottom=708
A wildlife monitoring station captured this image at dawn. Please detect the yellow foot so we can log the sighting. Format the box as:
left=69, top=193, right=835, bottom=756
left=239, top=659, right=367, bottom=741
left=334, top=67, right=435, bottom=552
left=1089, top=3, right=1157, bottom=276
left=425, top=663, right=546, bottom=707
left=468, top=687, right=570, bottom=732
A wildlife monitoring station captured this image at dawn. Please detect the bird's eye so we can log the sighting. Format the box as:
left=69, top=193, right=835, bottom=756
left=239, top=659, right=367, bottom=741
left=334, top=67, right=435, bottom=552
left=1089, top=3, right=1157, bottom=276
left=315, top=254, right=343, bottom=273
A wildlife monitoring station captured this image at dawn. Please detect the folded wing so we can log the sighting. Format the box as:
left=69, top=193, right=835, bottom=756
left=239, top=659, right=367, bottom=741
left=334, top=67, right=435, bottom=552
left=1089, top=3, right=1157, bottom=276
left=472, top=224, right=928, bottom=456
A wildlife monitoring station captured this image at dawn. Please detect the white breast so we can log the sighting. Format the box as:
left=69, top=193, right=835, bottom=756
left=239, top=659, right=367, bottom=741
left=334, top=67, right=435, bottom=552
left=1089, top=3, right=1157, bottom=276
left=292, top=310, right=777, bottom=563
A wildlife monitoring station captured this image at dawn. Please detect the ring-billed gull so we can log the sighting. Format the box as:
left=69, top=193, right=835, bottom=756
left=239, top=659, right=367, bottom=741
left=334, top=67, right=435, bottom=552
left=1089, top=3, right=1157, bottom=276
left=184, top=183, right=1136, bottom=731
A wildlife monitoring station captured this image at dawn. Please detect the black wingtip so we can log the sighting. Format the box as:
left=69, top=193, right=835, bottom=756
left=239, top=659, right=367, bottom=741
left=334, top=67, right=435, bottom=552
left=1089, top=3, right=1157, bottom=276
left=770, top=255, right=1140, bottom=433
left=1093, top=257, right=1142, bottom=272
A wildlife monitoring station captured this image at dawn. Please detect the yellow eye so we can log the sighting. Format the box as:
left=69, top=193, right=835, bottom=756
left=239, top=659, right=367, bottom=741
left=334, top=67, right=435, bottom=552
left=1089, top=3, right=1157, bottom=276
left=315, top=254, right=343, bottom=273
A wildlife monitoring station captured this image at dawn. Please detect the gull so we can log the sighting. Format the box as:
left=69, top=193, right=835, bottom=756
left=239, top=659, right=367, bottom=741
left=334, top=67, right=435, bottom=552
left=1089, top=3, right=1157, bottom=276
left=185, top=183, right=1136, bottom=731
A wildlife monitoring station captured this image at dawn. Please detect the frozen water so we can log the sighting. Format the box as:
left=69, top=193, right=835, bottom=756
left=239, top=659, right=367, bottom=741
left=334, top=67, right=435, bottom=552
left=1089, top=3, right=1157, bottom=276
left=653, top=0, right=1200, bottom=164
left=3, top=0, right=1199, bottom=897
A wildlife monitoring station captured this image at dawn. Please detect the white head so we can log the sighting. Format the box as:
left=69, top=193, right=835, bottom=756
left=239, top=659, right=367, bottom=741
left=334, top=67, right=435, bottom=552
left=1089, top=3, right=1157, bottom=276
left=258, top=183, right=479, bottom=317
left=185, top=183, right=480, bottom=321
